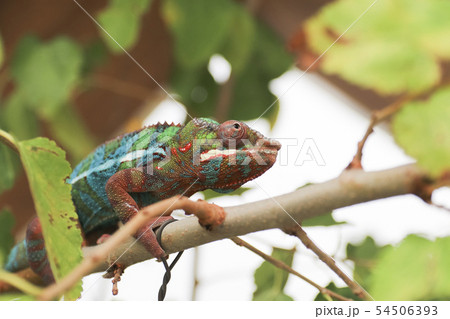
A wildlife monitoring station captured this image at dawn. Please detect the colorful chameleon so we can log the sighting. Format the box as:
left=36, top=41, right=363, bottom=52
left=4, top=118, right=281, bottom=286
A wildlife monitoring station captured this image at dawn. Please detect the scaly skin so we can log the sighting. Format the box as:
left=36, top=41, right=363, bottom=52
left=4, top=118, right=281, bottom=285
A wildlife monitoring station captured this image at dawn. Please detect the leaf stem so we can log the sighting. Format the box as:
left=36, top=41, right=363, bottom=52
left=0, top=129, right=19, bottom=153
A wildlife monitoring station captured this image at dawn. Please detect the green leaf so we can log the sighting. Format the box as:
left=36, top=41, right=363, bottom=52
left=17, top=137, right=83, bottom=300
left=171, top=63, right=219, bottom=117
left=81, top=40, right=108, bottom=76
left=0, top=144, right=19, bottom=196
left=0, top=210, right=15, bottom=267
left=162, top=0, right=235, bottom=69
left=321, top=41, right=439, bottom=95
left=47, top=105, right=97, bottom=163
left=370, top=235, right=450, bottom=300
left=2, top=92, right=40, bottom=140
left=228, top=22, right=291, bottom=127
left=11, top=36, right=83, bottom=118
left=304, top=0, right=450, bottom=95
left=253, top=247, right=295, bottom=301
left=11, top=35, right=40, bottom=77
left=254, top=23, right=292, bottom=80
left=346, top=236, right=391, bottom=286
left=229, top=59, right=280, bottom=127
left=392, top=87, right=450, bottom=177
left=220, top=5, right=256, bottom=74
left=202, top=187, right=251, bottom=201
left=109, top=0, right=151, bottom=11
left=302, top=212, right=345, bottom=227
left=314, top=282, right=362, bottom=301
left=167, top=8, right=291, bottom=125
left=98, top=0, right=152, bottom=53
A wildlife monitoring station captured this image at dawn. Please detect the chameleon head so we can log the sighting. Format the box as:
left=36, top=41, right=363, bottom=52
left=177, top=118, right=281, bottom=193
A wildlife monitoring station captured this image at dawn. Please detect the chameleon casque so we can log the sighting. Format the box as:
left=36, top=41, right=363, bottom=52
left=4, top=117, right=281, bottom=286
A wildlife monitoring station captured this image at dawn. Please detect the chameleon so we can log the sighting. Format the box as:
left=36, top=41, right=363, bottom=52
left=3, top=117, right=281, bottom=286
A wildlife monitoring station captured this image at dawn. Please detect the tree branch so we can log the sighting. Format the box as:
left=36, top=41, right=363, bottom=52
left=86, top=164, right=426, bottom=273
left=23, top=164, right=426, bottom=299
left=230, top=237, right=352, bottom=301
left=283, top=226, right=370, bottom=300
left=347, top=96, right=410, bottom=169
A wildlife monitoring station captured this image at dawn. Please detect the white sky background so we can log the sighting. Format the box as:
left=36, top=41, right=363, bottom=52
left=80, top=58, right=450, bottom=301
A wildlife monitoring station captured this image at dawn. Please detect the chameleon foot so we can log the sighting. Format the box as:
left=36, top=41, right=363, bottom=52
left=181, top=198, right=226, bottom=230
left=135, top=216, right=174, bottom=260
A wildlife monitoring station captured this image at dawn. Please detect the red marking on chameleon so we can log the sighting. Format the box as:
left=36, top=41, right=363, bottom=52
left=171, top=147, right=177, bottom=156
left=178, top=142, right=192, bottom=153
left=156, top=166, right=163, bottom=170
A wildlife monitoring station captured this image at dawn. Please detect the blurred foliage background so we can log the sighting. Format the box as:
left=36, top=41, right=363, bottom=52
left=0, top=0, right=449, bottom=301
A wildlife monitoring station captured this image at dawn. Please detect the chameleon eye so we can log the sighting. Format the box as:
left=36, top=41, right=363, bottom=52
left=218, top=120, right=246, bottom=140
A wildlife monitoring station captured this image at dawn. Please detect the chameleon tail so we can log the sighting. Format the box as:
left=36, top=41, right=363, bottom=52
left=24, top=217, right=55, bottom=285
left=1, top=218, right=54, bottom=293
left=4, top=239, right=29, bottom=273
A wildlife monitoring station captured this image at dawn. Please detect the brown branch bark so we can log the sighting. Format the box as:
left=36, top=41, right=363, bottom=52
left=230, top=237, right=352, bottom=301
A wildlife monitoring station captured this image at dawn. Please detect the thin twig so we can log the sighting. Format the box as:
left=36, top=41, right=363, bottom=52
left=283, top=226, right=372, bottom=301
left=347, top=96, right=411, bottom=170
left=230, top=237, right=352, bottom=301
left=347, top=76, right=450, bottom=171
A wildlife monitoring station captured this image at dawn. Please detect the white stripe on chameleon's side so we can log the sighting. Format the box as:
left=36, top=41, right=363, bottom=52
left=69, top=150, right=148, bottom=184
